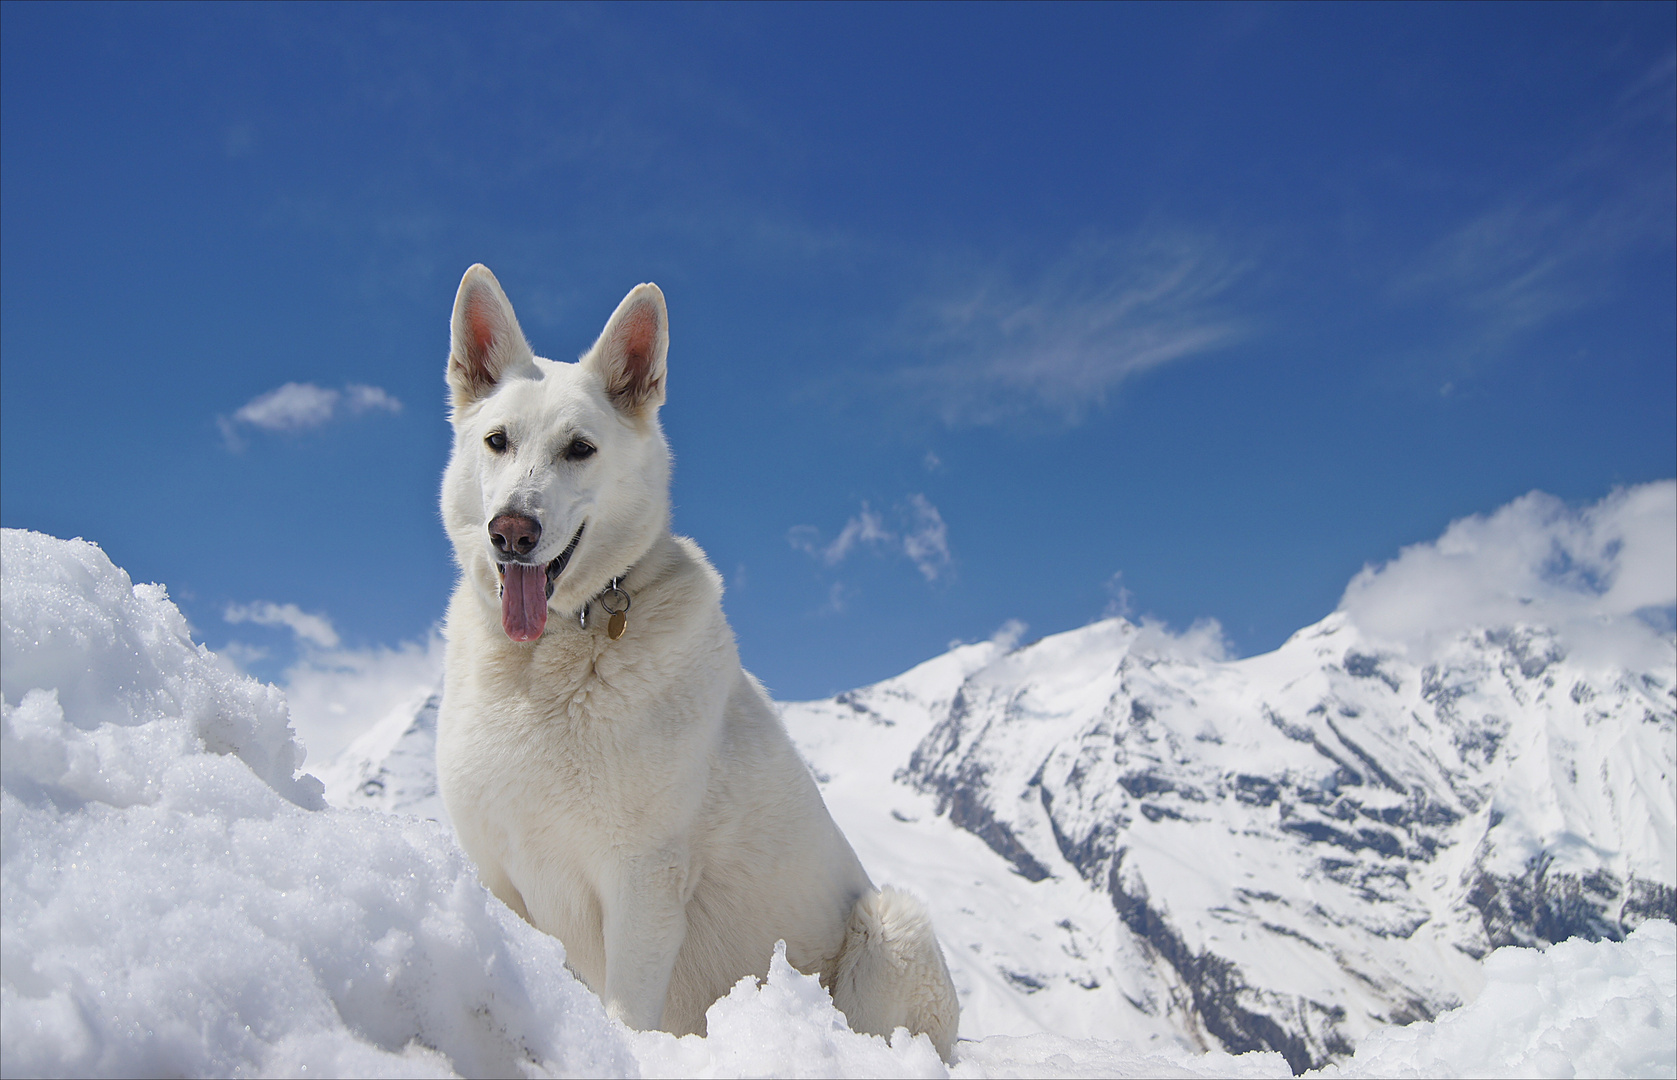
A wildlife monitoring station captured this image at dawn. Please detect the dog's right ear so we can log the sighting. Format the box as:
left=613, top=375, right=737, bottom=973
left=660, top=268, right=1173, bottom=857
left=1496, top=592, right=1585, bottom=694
left=448, top=264, right=536, bottom=410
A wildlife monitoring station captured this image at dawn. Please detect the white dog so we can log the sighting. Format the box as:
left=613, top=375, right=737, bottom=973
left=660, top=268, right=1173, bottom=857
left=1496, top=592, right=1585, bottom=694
left=434, top=265, right=958, bottom=1058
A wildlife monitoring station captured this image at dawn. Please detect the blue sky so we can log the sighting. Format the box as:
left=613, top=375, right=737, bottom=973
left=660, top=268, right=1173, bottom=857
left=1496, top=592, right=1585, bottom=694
left=3, top=2, right=1673, bottom=704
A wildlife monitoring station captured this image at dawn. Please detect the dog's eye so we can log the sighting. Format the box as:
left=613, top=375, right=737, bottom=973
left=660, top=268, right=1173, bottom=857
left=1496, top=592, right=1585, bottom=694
left=565, top=440, right=596, bottom=462
left=485, top=431, right=508, bottom=453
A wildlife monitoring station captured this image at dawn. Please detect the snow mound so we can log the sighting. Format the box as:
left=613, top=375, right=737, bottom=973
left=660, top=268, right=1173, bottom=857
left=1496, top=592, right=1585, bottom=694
left=628, top=941, right=1294, bottom=1079
left=1312, top=920, right=1675, bottom=1079
left=1, top=530, right=632, bottom=1078
left=2, top=530, right=321, bottom=808
left=629, top=939, right=951, bottom=1078
left=629, top=927, right=1677, bottom=1079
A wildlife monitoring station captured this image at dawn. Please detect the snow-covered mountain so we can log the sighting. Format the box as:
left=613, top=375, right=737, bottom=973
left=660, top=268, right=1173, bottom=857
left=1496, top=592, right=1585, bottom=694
left=836, top=611, right=1673, bottom=1071
left=316, top=685, right=449, bottom=825
left=326, top=606, right=1674, bottom=1072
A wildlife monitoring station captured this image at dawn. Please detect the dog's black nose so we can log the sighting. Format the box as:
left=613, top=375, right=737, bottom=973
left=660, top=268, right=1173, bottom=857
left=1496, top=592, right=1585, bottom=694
left=489, top=514, right=541, bottom=557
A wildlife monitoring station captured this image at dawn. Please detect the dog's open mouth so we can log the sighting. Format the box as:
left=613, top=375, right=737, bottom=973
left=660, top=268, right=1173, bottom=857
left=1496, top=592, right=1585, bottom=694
left=496, top=524, right=584, bottom=641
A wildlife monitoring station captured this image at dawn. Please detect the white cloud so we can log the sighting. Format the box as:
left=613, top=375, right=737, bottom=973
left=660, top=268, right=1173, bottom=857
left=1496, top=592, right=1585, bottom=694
left=279, top=632, right=445, bottom=766
left=948, top=618, right=1030, bottom=654
left=1129, top=616, right=1232, bottom=665
left=235, top=382, right=342, bottom=431
left=218, top=597, right=443, bottom=766
left=1393, top=195, right=1628, bottom=354
left=344, top=384, right=403, bottom=415
left=220, top=381, right=402, bottom=448
left=224, top=600, right=341, bottom=650
left=1093, top=570, right=1229, bottom=663
left=1102, top=571, right=1135, bottom=620
left=901, top=494, right=951, bottom=582
left=901, top=232, right=1245, bottom=425
left=790, top=494, right=954, bottom=583
left=988, top=618, right=1028, bottom=652
left=791, top=504, right=893, bottom=567
left=1339, top=481, right=1677, bottom=668
left=214, top=639, right=271, bottom=669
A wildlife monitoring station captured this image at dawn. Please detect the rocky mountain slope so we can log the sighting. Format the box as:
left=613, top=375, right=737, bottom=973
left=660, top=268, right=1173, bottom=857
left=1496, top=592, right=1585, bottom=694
left=870, top=611, right=1674, bottom=1071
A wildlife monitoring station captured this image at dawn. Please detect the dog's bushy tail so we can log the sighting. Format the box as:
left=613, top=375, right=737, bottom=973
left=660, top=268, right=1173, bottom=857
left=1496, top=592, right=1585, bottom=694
left=832, top=886, right=959, bottom=1062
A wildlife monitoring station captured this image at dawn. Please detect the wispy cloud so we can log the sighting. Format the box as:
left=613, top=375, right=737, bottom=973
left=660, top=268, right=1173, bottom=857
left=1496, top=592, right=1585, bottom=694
left=218, top=382, right=402, bottom=449
left=899, top=495, right=951, bottom=583
left=1393, top=190, right=1657, bottom=356
left=790, top=494, right=954, bottom=583
left=987, top=618, right=1028, bottom=652
left=1393, top=53, right=1675, bottom=360
left=236, top=383, right=341, bottom=431
left=342, top=384, right=401, bottom=414
left=223, top=601, right=341, bottom=650
left=945, top=617, right=1031, bottom=656
left=1102, top=571, right=1136, bottom=620
left=791, top=504, right=893, bottom=567
left=898, top=232, right=1247, bottom=426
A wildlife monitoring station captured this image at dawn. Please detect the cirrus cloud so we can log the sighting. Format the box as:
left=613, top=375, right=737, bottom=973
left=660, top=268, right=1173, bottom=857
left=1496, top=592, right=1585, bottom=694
left=898, top=231, right=1248, bottom=427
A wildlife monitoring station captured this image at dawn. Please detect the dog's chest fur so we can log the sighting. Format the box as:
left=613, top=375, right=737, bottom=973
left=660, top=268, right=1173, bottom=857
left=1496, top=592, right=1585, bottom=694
left=437, top=539, right=734, bottom=978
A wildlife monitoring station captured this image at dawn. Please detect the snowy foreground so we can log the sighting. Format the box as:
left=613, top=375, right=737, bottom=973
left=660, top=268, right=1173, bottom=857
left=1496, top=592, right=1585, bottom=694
left=4, top=529, right=1674, bottom=1078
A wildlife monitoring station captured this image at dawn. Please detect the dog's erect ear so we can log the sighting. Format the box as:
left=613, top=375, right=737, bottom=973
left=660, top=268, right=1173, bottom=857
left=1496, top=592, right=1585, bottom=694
left=448, top=264, right=536, bottom=409
left=584, top=283, right=668, bottom=416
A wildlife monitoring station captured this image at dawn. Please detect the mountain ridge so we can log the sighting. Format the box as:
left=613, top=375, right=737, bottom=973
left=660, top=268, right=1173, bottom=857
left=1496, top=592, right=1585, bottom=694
left=885, top=609, right=1673, bottom=1071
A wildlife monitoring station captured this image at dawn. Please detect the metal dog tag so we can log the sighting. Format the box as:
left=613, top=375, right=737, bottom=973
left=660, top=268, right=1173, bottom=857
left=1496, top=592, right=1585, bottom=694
left=599, top=577, right=631, bottom=641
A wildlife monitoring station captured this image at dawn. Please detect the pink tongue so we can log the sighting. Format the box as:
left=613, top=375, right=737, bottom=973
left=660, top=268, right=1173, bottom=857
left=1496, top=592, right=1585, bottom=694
left=501, top=562, right=549, bottom=641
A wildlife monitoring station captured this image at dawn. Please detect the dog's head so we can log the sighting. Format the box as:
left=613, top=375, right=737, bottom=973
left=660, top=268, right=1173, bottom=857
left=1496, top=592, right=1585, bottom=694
left=440, top=264, right=670, bottom=642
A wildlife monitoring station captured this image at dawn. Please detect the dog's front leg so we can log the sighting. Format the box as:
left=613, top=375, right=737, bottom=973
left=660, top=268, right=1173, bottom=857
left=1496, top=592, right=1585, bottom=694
left=601, top=846, right=691, bottom=1031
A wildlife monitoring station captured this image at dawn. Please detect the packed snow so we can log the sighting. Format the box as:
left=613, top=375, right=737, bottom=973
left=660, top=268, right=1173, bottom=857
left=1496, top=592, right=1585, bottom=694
left=1314, top=923, right=1675, bottom=1079
left=3, top=527, right=1673, bottom=1078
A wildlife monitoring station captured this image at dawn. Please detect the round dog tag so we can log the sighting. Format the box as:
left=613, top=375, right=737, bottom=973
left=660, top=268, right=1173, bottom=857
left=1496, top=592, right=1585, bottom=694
left=608, top=611, right=627, bottom=640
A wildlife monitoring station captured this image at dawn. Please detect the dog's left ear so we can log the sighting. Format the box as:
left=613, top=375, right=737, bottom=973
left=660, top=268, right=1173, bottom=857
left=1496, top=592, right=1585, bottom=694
left=584, top=283, right=668, bottom=416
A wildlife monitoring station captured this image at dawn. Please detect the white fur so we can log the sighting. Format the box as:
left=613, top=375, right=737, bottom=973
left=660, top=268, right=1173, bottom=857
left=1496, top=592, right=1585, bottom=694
left=435, top=265, right=958, bottom=1059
